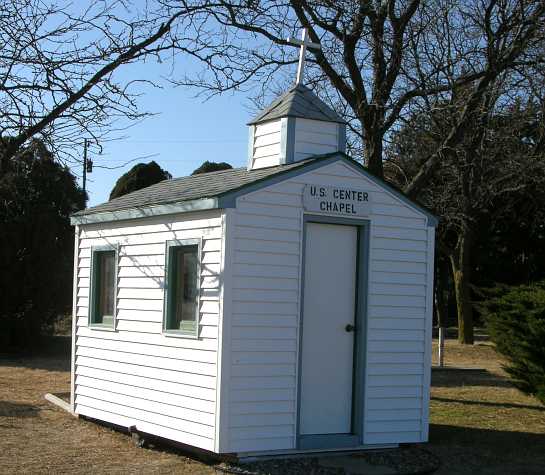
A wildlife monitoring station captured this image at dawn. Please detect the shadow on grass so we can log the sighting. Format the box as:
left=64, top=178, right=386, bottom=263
left=431, top=396, right=545, bottom=412
left=430, top=423, right=545, bottom=456
left=0, top=401, right=41, bottom=418
left=0, top=335, right=71, bottom=372
left=431, top=368, right=514, bottom=389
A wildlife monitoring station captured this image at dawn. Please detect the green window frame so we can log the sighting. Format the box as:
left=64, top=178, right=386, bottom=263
left=89, top=244, right=118, bottom=329
left=163, top=239, right=201, bottom=338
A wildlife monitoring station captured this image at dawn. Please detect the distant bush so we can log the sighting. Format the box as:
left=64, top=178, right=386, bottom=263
left=479, top=281, right=545, bottom=404
left=110, top=161, right=171, bottom=200
left=191, top=161, right=232, bottom=175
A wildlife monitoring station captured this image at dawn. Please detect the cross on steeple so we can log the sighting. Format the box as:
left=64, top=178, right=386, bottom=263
left=287, top=28, right=321, bottom=85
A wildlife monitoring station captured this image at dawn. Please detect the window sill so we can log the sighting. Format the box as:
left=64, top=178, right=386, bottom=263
left=88, top=324, right=117, bottom=332
left=162, top=329, right=199, bottom=340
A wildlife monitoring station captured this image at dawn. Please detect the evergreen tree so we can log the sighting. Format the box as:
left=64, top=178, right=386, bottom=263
left=479, top=282, right=545, bottom=404
left=191, top=161, right=232, bottom=175
left=110, top=161, right=171, bottom=200
left=0, top=139, right=86, bottom=349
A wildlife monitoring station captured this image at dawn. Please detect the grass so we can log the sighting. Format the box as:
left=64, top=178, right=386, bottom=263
left=429, top=338, right=545, bottom=474
left=0, top=334, right=544, bottom=474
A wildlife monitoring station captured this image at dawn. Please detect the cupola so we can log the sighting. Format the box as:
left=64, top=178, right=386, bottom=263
left=247, top=85, right=347, bottom=170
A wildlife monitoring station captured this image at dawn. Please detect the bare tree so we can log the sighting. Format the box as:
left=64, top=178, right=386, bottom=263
left=386, top=83, right=545, bottom=343
left=159, top=0, right=545, bottom=186
left=0, top=0, right=188, bottom=165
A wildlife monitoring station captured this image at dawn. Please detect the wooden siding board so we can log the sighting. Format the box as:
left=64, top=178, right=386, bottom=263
left=76, top=347, right=217, bottom=377
left=230, top=376, right=295, bottom=390
left=75, top=395, right=215, bottom=439
left=76, top=356, right=216, bottom=389
left=76, top=366, right=216, bottom=401
left=76, top=384, right=216, bottom=424
left=76, top=336, right=217, bottom=363
left=76, top=326, right=218, bottom=351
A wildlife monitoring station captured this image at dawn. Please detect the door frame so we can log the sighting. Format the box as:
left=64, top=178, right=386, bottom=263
left=296, top=214, right=370, bottom=450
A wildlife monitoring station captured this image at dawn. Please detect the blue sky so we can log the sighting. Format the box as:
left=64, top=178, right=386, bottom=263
left=76, top=60, right=260, bottom=207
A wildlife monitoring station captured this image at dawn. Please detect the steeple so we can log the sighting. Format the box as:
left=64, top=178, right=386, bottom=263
left=247, top=84, right=347, bottom=170
left=247, top=27, right=347, bottom=170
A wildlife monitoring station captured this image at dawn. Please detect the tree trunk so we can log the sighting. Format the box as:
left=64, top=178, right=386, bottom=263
left=361, top=115, right=384, bottom=179
left=449, top=228, right=474, bottom=344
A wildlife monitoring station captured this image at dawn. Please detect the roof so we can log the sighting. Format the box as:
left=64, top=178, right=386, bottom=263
left=248, top=84, right=346, bottom=125
left=71, top=153, right=437, bottom=227
left=72, top=158, right=315, bottom=219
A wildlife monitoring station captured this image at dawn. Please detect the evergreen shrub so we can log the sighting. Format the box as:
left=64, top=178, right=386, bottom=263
left=479, top=281, right=545, bottom=404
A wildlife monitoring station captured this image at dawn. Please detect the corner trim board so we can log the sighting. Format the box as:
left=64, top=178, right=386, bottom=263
left=70, top=225, right=79, bottom=413
left=247, top=125, right=256, bottom=170
left=337, top=124, right=347, bottom=153
left=285, top=117, right=296, bottom=164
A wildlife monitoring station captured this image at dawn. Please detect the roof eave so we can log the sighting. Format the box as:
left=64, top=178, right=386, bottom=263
left=247, top=113, right=347, bottom=126
left=70, top=197, right=220, bottom=226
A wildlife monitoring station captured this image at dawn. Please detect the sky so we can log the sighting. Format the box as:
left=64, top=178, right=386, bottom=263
left=75, top=61, right=260, bottom=208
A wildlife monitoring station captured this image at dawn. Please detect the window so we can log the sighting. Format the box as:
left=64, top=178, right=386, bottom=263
left=89, top=246, right=118, bottom=328
left=164, top=240, right=200, bottom=337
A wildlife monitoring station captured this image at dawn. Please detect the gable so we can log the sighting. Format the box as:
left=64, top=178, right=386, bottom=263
left=220, top=155, right=437, bottom=227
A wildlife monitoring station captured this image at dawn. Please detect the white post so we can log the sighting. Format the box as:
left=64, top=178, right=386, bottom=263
left=295, top=29, right=308, bottom=85
left=438, top=326, right=445, bottom=367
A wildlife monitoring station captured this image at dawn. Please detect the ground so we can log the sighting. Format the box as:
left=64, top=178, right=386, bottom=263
left=1, top=334, right=544, bottom=474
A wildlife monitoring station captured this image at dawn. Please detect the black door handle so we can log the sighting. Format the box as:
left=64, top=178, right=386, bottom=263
left=345, top=324, right=356, bottom=332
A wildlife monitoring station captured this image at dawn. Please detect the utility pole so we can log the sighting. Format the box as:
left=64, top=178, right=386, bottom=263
left=82, top=138, right=88, bottom=194
left=82, top=138, right=93, bottom=204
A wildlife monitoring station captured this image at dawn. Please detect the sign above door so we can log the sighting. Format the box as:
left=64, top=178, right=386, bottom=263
left=303, top=184, right=372, bottom=217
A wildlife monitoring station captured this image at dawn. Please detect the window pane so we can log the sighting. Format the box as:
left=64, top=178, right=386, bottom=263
left=169, top=245, right=198, bottom=333
left=92, top=250, right=116, bottom=326
left=99, top=251, right=115, bottom=318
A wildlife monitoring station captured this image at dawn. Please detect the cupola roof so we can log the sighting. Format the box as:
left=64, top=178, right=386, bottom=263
left=248, top=84, right=346, bottom=125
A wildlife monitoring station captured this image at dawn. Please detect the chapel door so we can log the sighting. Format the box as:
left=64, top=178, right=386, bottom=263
left=299, top=221, right=361, bottom=447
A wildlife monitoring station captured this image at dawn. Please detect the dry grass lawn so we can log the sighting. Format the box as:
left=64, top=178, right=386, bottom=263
left=0, top=334, right=544, bottom=474
left=429, top=337, right=545, bottom=474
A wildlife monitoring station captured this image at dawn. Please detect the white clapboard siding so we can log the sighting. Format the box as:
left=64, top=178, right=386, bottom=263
left=76, top=356, right=216, bottom=388
left=224, top=159, right=433, bottom=452
left=231, top=413, right=295, bottom=427
left=76, top=384, right=216, bottom=425
left=76, top=336, right=216, bottom=363
left=77, top=366, right=216, bottom=402
left=251, top=120, right=282, bottom=169
left=76, top=326, right=218, bottom=351
left=294, top=118, right=338, bottom=161
left=231, top=339, right=297, bottom=352
left=75, top=405, right=215, bottom=451
left=74, top=210, right=223, bottom=450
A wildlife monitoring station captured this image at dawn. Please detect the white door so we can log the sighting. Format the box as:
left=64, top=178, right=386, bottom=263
left=300, top=222, right=358, bottom=435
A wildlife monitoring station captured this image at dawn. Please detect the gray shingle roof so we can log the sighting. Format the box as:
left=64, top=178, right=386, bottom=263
left=248, top=84, right=346, bottom=125
left=74, top=158, right=316, bottom=217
